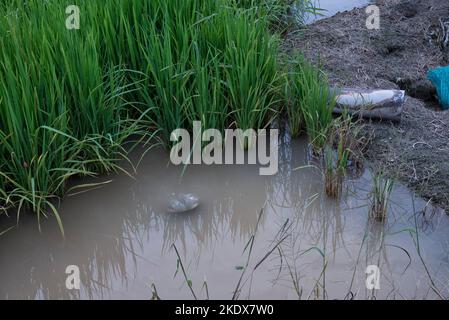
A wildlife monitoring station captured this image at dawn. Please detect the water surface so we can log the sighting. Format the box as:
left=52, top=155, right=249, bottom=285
left=0, top=135, right=448, bottom=300
left=304, top=0, right=372, bottom=24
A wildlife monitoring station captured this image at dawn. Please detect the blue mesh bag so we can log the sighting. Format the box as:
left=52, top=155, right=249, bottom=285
left=428, top=66, right=449, bottom=110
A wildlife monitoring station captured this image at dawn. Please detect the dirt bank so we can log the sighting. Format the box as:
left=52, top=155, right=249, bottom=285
left=284, top=0, right=449, bottom=212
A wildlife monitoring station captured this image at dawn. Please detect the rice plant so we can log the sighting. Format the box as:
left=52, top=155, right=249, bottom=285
left=234, top=0, right=319, bottom=32
left=323, top=112, right=369, bottom=198
left=293, top=0, right=326, bottom=25
left=0, top=1, right=152, bottom=228
left=326, top=111, right=368, bottom=180
left=323, top=143, right=348, bottom=198
left=285, top=55, right=335, bottom=151
left=0, top=0, right=290, bottom=227
left=95, top=0, right=282, bottom=146
left=0, top=0, right=328, bottom=231
left=283, top=58, right=306, bottom=138
left=369, top=172, right=394, bottom=221
left=223, top=9, right=280, bottom=133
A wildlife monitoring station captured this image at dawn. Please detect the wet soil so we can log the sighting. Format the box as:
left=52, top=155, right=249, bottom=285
left=285, top=0, right=449, bottom=212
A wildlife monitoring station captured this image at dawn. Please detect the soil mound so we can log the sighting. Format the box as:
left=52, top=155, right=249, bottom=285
left=285, top=0, right=449, bottom=212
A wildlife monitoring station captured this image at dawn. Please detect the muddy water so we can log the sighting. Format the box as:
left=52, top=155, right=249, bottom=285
left=0, top=134, right=448, bottom=300
left=304, top=0, right=372, bottom=24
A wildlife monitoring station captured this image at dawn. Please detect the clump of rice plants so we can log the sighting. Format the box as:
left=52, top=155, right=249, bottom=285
left=0, top=0, right=289, bottom=227
left=222, top=8, right=280, bottom=134
left=234, top=0, right=294, bottom=32
left=329, top=111, right=368, bottom=170
left=285, top=55, right=335, bottom=152
left=283, top=61, right=305, bottom=138
left=95, top=0, right=281, bottom=147
left=0, top=0, right=332, bottom=231
left=323, top=142, right=349, bottom=198
left=0, top=1, right=152, bottom=227
left=323, top=114, right=353, bottom=198
left=369, top=172, right=394, bottom=221
left=301, top=72, right=335, bottom=153
left=234, top=0, right=320, bottom=32
left=323, top=113, right=368, bottom=198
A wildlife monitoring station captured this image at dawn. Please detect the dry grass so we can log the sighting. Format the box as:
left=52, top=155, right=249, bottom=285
left=284, top=0, right=449, bottom=213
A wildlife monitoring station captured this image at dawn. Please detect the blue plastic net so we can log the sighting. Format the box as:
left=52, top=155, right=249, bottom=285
left=428, top=66, right=449, bottom=110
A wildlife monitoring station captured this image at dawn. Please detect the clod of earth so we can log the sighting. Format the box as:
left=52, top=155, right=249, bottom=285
left=167, top=193, right=200, bottom=213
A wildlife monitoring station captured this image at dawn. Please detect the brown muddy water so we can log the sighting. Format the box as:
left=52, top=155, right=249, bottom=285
left=0, top=133, right=448, bottom=300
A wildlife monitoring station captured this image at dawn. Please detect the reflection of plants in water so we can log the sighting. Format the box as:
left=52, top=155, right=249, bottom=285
left=160, top=200, right=232, bottom=255
left=265, top=131, right=322, bottom=210
left=158, top=195, right=266, bottom=258
left=346, top=209, right=422, bottom=300
left=268, top=169, right=437, bottom=300
left=267, top=193, right=348, bottom=300
left=0, top=188, right=157, bottom=299
left=0, top=151, right=273, bottom=299
left=409, top=196, right=446, bottom=299
left=262, top=133, right=354, bottom=299
left=153, top=208, right=289, bottom=300
left=0, top=225, right=14, bottom=237
left=231, top=209, right=265, bottom=300
left=412, top=199, right=439, bottom=236
left=2, top=139, right=447, bottom=300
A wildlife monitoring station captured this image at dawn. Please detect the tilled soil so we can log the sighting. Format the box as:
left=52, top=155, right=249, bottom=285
left=284, top=0, right=449, bottom=212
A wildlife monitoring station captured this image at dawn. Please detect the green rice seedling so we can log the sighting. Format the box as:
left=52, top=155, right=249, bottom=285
left=132, top=1, right=282, bottom=148
left=369, top=171, right=394, bottom=221
left=0, top=0, right=289, bottom=229
left=233, top=0, right=318, bottom=32
left=172, top=243, right=198, bottom=300
left=329, top=111, right=368, bottom=170
left=188, top=49, right=227, bottom=135
left=323, top=113, right=367, bottom=198
left=301, top=75, right=335, bottom=152
left=0, top=1, right=151, bottom=227
left=139, top=28, right=192, bottom=146
left=283, top=59, right=306, bottom=138
left=233, top=0, right=292, bottom=32
left=293, top=0, right=326, bottom=25
left=0, top=3, right=71, bottom=223
left=323, top=143, right=348, bottom=198
left=223, top=9, right=280, bottom=135
left=285, top=55, right=335, bottom=151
